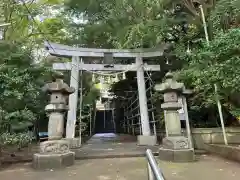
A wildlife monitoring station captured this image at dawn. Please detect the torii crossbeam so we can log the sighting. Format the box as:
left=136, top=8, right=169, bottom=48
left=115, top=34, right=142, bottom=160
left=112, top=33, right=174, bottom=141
left=45, top=42, right=166, bottom=146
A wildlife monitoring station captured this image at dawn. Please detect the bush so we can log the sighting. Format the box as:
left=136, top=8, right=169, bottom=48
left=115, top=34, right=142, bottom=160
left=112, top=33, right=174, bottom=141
left=0, top=132, right=34, bottom=150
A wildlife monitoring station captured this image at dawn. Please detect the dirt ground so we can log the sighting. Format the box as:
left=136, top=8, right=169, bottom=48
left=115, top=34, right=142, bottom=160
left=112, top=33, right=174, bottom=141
left=0, top=136, right=91, bottom=164
left=0, top=154, right=240, bottom=180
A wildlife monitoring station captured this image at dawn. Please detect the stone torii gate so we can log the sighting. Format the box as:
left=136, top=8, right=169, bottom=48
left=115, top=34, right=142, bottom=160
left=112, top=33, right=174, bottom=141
left=44, top=42, right=166, bottom=145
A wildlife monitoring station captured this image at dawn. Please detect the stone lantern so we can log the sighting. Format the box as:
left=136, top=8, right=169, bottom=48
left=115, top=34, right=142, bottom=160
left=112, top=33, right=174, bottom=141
left=154, top=72, right=195, bottom=162
left=33, top=72, right=76, bottom=169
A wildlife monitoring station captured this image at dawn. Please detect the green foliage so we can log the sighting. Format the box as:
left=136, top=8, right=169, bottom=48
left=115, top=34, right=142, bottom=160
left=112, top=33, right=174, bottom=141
left=0, top=0, right=69, bottom=47
left=65, top=0, right=169, bottom=48
left=0, top=132, right=34, bottom=149
left=65, top=0, right=216, bottom=48
left=210, top=0, right=240, bottom=31
left=177, top=29, right=240, bottom=103
left=0, top=41, right=52, bottom=133
left=176, top=28, right=240, bottom=124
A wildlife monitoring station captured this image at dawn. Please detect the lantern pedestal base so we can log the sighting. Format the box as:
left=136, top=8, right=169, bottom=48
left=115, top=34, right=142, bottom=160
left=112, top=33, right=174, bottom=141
left=33, top=152, right=75, bottom=170
left=137, top=135, right=157, bottom=146
left=64, top=138, right=81, bottom=149
left=159, top=148, right=195, bottom=162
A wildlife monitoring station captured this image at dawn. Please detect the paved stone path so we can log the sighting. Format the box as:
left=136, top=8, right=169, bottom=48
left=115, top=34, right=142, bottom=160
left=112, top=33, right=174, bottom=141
left=74, top=133, right=160, bottom=159
left=73, top=133, right=206, bottom=159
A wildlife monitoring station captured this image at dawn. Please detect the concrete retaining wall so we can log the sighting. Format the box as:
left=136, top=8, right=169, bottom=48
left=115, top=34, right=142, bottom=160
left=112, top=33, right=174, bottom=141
left=191, top=128, right=240, bottom=149
left=155, top=127, right=240, bottom=149
left=204, top=144, right=240, bottom=162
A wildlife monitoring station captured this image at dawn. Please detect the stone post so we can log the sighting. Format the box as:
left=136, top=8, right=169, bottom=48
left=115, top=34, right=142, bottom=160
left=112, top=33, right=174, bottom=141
left=33, top=72, right=76, bottom=169
left=154, top=72, right=195, bottom=162
left=181, top=88, right=194, bottom=149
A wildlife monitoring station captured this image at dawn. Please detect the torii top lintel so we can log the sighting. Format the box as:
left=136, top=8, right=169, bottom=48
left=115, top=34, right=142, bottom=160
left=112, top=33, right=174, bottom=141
left=44, top=42, right=167, bottom=58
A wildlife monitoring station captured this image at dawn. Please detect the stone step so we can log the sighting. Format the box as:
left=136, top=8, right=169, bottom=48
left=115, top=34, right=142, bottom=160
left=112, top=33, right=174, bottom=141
left=74, top=149, right=208, bottom=160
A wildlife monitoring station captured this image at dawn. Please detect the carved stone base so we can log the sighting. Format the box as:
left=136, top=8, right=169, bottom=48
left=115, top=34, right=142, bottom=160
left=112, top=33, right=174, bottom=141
left=159, top=147, right=195, bottom=162
left=33, top=151, right=75, bottom=170
left=137, top=135, right=157, bottom=146
left=40, top=140, right=70, bottom=154
left=162, top=136, right=189, bottom=150
left=32, top=140, right=75, bottom=169
left=64, top=138, right=81, bottom=149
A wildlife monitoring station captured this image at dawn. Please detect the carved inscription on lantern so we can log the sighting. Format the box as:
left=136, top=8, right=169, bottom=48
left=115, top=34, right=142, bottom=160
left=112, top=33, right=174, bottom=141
left=163, top=92, right=178, bottom=102
left=175, top=140, right=188, bottom=149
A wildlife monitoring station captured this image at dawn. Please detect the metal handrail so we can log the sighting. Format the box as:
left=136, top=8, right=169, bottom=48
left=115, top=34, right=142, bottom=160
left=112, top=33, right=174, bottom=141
left=146, top=149, right=166, bottom=180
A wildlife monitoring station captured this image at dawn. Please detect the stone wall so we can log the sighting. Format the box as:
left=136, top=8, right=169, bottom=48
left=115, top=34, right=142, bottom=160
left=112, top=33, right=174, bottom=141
left=191, top=128, right=240, bottom=149
left=155, top=127, right=240, bottom=149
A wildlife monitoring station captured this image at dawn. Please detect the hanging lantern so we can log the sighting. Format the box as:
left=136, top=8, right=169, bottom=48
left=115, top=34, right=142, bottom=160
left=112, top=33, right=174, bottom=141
left=99, top=76, right=103, bottom=84
left=122, top=72, right=126, bottom=80
left=114, top=74, right=119, bottom=82
left=107, top=76, right=111, bottom=84
left=166, top=58, right=169, bottom=65
left=104, top=76, right=107, bottom=84
left=92, top=74, right=95, bottom=82
left=186, top=41, right=191, bottom=54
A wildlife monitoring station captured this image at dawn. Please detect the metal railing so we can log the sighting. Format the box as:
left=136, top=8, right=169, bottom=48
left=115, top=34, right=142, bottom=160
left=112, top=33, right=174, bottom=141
left=146, top=149, right=166, bottom=180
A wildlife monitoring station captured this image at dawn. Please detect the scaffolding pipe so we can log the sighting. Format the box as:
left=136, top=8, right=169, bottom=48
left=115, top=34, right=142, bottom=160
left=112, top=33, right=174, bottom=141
left=138, top=108, right=142, bottom=135
left=89, top=106, right=92, bottom=136
left=149, top=79, right=157, bottom=136
left=79, top=58, right=83, bottom=145
left=112, top=108, right=116, bottom=133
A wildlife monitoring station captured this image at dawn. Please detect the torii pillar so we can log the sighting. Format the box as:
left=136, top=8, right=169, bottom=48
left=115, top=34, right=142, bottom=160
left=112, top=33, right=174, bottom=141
left=136, top=56, right=157, bottom=146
